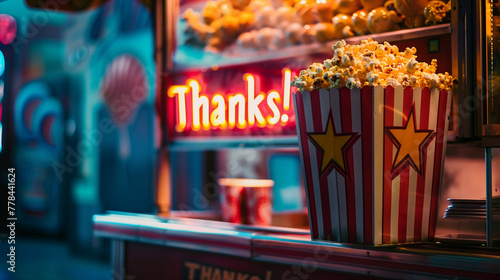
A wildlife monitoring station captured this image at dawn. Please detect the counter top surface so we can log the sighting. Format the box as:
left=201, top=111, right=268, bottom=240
left=93, top=212, right=500, bottom=279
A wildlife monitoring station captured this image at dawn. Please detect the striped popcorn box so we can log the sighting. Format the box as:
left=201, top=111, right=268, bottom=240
left=293, top=86, right=452, bottom=245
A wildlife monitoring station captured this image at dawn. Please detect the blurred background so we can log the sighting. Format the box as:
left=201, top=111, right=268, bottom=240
left=0, top=1, right=156, bottom=279
left=0, top=0, right=499, bottom=279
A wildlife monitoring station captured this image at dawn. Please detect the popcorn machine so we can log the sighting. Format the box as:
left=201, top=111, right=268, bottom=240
left=94, top=1, right=500, bottom=279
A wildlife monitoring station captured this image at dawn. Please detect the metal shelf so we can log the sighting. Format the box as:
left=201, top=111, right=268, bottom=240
left=170, top=24, right=452, bottom=73
left=167, top=136, right=299, bottom=151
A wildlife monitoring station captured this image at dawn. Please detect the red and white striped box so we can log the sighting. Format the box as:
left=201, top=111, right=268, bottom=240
left=293, top=86, right=452, bottom=245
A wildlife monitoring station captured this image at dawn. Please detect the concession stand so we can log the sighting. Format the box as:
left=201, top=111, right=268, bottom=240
left=93, top=0, right=500, bottom=279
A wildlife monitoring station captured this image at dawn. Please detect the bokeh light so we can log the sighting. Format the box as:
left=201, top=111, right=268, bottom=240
left=0, top=14, right=17, bottom=45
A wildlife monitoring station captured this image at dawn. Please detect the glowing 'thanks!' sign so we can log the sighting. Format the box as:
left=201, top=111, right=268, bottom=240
left=168, top=69, right=294, bottom=133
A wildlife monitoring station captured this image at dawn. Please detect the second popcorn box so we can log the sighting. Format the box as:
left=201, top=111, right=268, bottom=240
left=294, top=85, right=452, bottom=245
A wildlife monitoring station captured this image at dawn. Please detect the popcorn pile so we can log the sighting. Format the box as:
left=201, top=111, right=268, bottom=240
left=291, top=38, right=455, bottom=92
left=424, top=1, right=452, bottom=26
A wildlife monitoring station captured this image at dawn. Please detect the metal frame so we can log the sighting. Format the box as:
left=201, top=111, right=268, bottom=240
left=154, top=0, right=496, bottom=248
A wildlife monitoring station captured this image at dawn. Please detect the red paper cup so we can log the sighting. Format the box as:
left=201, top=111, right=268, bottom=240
left=294, top=86, right=452, bottom=245
left=219, top=178, right=274, bottom=226
left=245, top=185, right=273, bottom=226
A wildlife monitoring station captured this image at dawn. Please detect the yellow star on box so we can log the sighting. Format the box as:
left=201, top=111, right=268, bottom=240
left=308, top=114, right=359, bottom=178
left=386, top=108, right=435, bottom=177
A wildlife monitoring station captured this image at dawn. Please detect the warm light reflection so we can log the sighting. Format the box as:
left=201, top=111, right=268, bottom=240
left=0, top=123, right=3, bottom=153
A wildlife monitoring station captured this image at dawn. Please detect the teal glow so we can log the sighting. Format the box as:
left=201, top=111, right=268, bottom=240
left=0, top=123, right=3, bottom=153
left=0, top=50, right=4, bottom=77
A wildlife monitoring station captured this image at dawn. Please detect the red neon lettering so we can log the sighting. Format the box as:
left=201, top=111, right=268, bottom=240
left=168, top=69, right=293, bottom=132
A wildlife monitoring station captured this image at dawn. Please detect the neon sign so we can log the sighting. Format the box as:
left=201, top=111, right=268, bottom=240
left=168, top=69, right=294, bottom=133
left=0, top=14, right=17, bottom=45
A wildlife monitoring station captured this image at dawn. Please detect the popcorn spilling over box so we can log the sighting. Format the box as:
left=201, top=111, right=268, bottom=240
left=292, top=39, right=454, bottom=245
